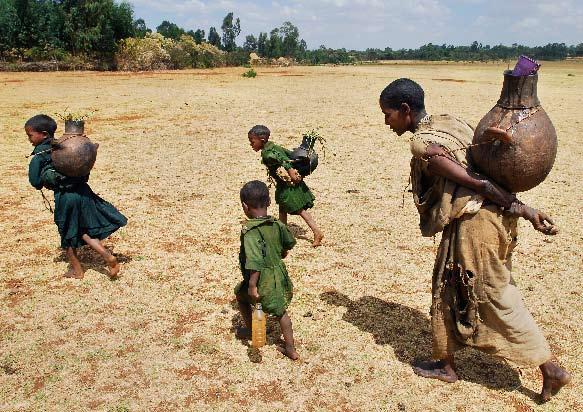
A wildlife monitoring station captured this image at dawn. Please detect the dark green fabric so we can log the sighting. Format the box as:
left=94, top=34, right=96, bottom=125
left=261, top=141, right=315, bottom=214
left=28, top=139, right=127, bottom=248
left=235, top=216, right=296, bottom=317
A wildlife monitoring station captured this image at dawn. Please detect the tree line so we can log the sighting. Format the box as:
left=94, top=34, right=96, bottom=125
left=1, top=0, right=582, bottom=69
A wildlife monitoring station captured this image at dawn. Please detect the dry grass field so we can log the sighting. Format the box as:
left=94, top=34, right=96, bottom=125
left=1, top=61, right=582, bottom=412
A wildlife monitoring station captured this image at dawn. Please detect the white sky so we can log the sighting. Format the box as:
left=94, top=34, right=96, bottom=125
left=130, top=0, right=583, bottom=50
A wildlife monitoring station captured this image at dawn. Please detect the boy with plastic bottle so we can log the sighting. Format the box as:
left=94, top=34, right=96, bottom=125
left=234, top=180, right=299, bottom=360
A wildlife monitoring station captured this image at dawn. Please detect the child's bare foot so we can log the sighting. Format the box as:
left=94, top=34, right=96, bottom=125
left=540, top=362, right=571, bottom=402
left=106, top=255, right=120, bottom=278
left=412, top=360, right=458, bottom=383
left=312, top=231, right=324, bottom=247
left=63, top=268, right=84, bottom=279
left=277, top=344, right=299, bottom=360
left=235, top=327, right=251, bottom=340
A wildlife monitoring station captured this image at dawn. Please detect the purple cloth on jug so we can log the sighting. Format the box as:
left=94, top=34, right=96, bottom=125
left=512, top=55, right=540, bottom=76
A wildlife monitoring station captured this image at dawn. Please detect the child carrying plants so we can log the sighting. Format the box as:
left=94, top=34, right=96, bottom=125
left=235, top=180, right=299, bottom=360
left=248, top=125, right=324, bottom=247
left=26, top=114, right=127, bottom=279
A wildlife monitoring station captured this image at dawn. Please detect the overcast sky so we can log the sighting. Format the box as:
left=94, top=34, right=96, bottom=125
left=130, top=0, right=583, bottom=50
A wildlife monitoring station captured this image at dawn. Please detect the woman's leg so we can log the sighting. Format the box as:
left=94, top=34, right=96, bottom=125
left=82, top=234, right=120, bottom=277
left=298, top=209, right=324, bottom=247
left=540, top=360, right=571, bottom=402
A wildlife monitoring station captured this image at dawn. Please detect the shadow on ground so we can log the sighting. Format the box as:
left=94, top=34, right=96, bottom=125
left=287, top=222, right=309, bottom=241
left=54, top=246, right=133, bottom=280
left=320, top=290, right=538, bottom=400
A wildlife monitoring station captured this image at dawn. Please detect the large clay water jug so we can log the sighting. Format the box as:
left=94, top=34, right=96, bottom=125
left=470, top=71, right=557, bottom=193
left=51, top=120, right=98, bottom=177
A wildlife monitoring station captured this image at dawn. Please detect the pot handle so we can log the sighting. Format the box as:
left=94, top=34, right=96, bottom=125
left=482, top=126, right=512, bottom=144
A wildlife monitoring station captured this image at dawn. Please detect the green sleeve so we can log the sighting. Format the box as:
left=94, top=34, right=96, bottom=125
left=28, top=156, right=44, bottom=190
left=279, top=221, right=296, bottom=251
left=262, top=147, right=293, bottom=170
left=243, top=230, right=265, bottom=272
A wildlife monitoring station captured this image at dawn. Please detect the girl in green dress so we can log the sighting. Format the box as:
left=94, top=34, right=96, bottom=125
left=25, top=115, right=127, bottom=279
left=235, top=180, right=299, bottom=360
left=248, top=125, right=324, bottom=247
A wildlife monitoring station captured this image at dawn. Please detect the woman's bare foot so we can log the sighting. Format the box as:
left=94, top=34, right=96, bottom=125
left=63, top=268, right=84, bottom=279
left=312, top=231, right=324, bottom=247
left=412, top=360, right=458, bottom=383
left=106, top=255, right=120, bottom=278
left=277, top=343, right=299, bottom=360
left=540, top=362, right=571, bottom=402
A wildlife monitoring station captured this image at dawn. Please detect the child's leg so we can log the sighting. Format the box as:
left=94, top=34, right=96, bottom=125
left=276, top=312, right=299, bottom=360
left=236, top=297, right=252, bottom=339
left=298, top=209, right=324, bottom=247
left=64, top=247, right=84, bottom=279
left=279, top=205, right=288, bottom=225
left=81, top=234, right=120, bottom=277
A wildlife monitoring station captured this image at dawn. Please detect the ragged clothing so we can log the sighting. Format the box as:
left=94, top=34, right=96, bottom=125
left=410, top=114, right=483, bottom=237
left=261, top=141, right=315, bottom=214
left=235, top=216, right=296, bottom=317
left=28, top=138, right=127, bottom=249
left=411, top=114, right=551, bottom=367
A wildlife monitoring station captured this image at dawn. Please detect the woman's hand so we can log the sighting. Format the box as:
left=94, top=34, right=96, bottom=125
left=510, top=202, right=559, bottom=235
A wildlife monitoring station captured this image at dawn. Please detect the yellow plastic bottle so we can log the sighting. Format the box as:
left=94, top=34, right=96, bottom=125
left=251, top=303, right=266, bottom=348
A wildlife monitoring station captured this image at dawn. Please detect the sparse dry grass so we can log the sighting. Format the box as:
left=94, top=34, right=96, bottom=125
left=1, top=62, right=582, bottom=412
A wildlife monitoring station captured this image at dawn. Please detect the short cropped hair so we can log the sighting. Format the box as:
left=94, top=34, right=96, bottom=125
left=248, top=125, right=270, bottom=140
left=240, top=180, right=270, bottom=208
left=379, top=78, right=425, bottom=112
left=25, top=114, right=58, bottom=138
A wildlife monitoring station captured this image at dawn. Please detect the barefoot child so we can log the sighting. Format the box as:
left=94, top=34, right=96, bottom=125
left=235, top=180, right=299, bottom=360
left=26, top=114, right=127, bottom=279
left=248, top=125, right=324, bottom=247
left=379, top=79, right=570, bottom=401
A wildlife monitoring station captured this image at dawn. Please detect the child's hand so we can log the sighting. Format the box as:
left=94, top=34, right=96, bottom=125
left=288, top=168, right=302, bottom=184
left=248, top=286, right=260, bottom=302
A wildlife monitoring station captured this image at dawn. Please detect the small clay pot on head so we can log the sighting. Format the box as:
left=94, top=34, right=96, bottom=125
left=64, top=120, right=85, bottom=135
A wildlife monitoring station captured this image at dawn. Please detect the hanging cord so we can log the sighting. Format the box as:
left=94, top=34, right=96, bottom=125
left=40, top=189, right=54, bottom=213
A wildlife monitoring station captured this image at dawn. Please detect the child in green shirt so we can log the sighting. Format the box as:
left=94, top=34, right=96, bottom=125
left=248, top=125, right=324, bottom=247
left=235, top=180, right=299, bottom=360
left=26, top=114, right=127, bottom=279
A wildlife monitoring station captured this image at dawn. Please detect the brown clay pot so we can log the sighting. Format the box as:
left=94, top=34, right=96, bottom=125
left=51, top=121, right=98, bottom=177
left=470, top=71, right=557, bottom=193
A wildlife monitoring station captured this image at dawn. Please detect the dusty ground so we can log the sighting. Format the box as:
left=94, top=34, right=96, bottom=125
left=0, top=61, right=581, bottom=412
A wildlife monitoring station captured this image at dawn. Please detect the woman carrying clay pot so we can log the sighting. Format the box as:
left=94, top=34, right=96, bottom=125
left=379, top=78, right=570, bottom=402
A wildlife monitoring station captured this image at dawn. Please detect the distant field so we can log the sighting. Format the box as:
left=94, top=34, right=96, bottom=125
left=1, top=61, right=582, bottom=411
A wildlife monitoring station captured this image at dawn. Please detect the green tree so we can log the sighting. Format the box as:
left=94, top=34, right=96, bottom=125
left=257, top=32, right=267, bottom=56
left=156, top=20, right=184, bottom=40
left=280, top=21, right=299, bottom=57
left=243, top=34, right=257, bottom=52
left=266, top=28, right=281, bottom=58
left=0, top=0, right=18, bottom=57
left=133, top=18, right=149, bottom=38
left=192, top=29, right=205, bottom=44
left=208, top=26, right=221, bottom=48
left=220, top=12, right=240, bottom=52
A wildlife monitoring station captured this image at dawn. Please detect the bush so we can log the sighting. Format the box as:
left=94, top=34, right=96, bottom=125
left=115, top=33, right=171, bottom=71
left=115, top=34, right=225, bottom=71
left=242, top=68, right=257, bottom=78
